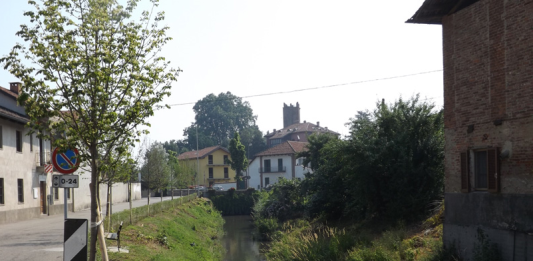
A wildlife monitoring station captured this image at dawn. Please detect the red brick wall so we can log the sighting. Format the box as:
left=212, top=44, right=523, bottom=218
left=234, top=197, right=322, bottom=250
left=443, top=0, right=533, bottom=193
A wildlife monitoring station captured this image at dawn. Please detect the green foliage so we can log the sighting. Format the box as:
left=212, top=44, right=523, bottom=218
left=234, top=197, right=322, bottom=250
left=254, top=178, right=305, bottom=222
left=473, top=229, right=501, bottom=261
left=255, top=217, right=279, bottom=240
left=185, top=92, right=256, bottom=146
left=141, top=143, right=171, bottom=196
left=209, top=190, right=259, bottom=216
left=345, top=96, right=444, bottom=221
left=227, top=132, right=248, bottom=189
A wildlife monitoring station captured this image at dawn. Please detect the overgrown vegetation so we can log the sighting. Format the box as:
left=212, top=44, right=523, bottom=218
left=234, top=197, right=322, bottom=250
left=209, top=189, right=259, bottom=216
left=106, top=197, right=225, bottom=261
left=251, top=96, right=453, bottom=260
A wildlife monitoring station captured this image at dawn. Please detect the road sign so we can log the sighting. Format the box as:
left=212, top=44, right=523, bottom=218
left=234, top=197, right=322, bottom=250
left=45, top=164, right=53, bottom=174
left=52, top=148, right=80, bottom=174
left=64, top=219, right=88, bottom=261
left=52, top=175, right=79, bottom=188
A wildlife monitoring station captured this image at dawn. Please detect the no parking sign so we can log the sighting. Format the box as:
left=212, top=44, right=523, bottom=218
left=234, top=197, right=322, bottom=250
left=51, top=147, right=80, bottom=174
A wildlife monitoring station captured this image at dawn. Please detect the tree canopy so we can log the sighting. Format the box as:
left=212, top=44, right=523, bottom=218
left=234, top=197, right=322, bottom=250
left=227, top=132, right=248, bottom=189
left=0, top=0, right=180, bottom=259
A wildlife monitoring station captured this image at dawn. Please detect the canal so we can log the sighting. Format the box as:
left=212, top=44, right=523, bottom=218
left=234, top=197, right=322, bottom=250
left=222, top=215, right=265, bottom=261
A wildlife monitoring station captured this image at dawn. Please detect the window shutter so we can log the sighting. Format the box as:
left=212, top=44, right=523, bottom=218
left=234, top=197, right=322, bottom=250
left=487, top=148, right=500, bottom=193
left=460, top=152, right=469, bottom=193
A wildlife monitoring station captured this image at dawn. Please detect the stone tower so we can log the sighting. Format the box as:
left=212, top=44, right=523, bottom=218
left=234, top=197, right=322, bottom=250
left=283, top=102, right=300, bottom=128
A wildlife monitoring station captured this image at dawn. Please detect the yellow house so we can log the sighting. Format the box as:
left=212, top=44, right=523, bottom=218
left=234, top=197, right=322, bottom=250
left=177, top=145, right=236, bottom=187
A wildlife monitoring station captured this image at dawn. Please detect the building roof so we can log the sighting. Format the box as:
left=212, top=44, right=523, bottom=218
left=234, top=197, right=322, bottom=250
left=406, top=0, right=480, bottom=24
left=265, top=122, right=339, bottom=140
left=0, top=106, right=29, bottom=123
left=177, top=145, right=230, bottom=160
left=254, top=141, right=308, bottom=157
left=0, top=86, right=29, bottom=124
left=0, top=85, right=18, bottom=100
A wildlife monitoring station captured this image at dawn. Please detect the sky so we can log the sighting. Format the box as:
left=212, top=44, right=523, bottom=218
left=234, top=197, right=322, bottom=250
left=0, top=0, right=443, bottom=142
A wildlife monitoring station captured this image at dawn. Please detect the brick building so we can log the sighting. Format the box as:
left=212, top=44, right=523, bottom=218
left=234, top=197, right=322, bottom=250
left=409, top=0, right=533, bottom=259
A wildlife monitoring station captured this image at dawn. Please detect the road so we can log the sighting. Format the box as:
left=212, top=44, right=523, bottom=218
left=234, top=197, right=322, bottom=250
left=0, top=196, right=175, bottom=261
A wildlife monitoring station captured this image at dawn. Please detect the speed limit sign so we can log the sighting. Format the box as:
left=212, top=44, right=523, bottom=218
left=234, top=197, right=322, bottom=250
left=52, top=174, right=79, bottom=188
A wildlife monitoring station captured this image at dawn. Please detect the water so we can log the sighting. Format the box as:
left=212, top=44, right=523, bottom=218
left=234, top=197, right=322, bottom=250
left=222, top=215, right=266, bottom=261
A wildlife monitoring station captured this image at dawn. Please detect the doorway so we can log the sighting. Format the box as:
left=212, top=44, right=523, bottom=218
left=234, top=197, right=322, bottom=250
left=40, top=181, right=47, bottom=214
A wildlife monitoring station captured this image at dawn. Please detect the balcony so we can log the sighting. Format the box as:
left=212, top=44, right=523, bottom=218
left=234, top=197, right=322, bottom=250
left=35, top=151, right=51, bottom=173
left=259, top=166, right=286, bottom=173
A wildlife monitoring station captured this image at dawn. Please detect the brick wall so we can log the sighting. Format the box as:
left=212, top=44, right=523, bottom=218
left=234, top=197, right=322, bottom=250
left=443, top=0, right=533, bottom=194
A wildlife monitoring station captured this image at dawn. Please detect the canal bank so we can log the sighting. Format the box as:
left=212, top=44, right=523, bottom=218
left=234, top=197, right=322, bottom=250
left=222, top=215, right=265, bottom=261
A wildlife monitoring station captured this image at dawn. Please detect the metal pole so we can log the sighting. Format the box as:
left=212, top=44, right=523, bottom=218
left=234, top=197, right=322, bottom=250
left=64, top=188, right=67, bottom=219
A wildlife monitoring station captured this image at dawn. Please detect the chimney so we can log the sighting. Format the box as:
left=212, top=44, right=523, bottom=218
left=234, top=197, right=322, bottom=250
left=10, top=82, right=22, bottom=94
left=317, top=121, right=320, bottom=127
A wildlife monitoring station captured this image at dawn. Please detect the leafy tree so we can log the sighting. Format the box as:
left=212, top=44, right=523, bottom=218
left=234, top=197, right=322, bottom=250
left=227, top=132, right=248, bottom=189
left=344, top=95, right=444, bottom=221
left=239, top=125, right=267, bottom=159
left=0, top=1, right=180, bottom=259
left=185, top=92, right=256, bottom=147
left=141, top=143, right=171, bottom=209
left=163, top=139, right=189, bottom=155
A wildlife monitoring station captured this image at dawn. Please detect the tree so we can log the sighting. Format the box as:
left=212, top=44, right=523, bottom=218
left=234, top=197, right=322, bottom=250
left=141, top=143, right=171, bottom=209
left=227, top=132, right=248, bottom=189
left=185, top=92, right=256, bottom=148
left=0, top=1, right=180, bottom=259
left=239, top=125, right=267, bottom=159
left=344, top=95, right=444, bottom=221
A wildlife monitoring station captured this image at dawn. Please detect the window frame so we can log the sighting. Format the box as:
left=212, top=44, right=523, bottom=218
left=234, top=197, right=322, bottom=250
left=16, top=130, right=22, bottom=153
left=0, top=178, right=4, bottom=205
left=223, top=155, right=228, bottom=164
left=208, top=167, right=213, bottom=179
left=264, top=159, right=271, bottom=172
left=17, top=179, right=24, bottom=203
left=224, top=167, right=228, bottom=179
left=461, top=148, right=500, bottom=193
left=278, top=158, right=283, bottom=172
left=208, top=155, right=213, bottom=164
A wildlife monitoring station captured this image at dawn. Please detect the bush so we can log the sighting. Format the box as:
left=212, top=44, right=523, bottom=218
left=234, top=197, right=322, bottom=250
left=255, top=217, right=279, bottom=240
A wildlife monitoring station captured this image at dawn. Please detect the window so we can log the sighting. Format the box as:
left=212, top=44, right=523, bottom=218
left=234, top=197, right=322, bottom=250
left=224, top=168, right=228, bottom=178
left=54, top=187, right=59, bottom=200
left=0, top=125, right=3, bottom=149
left=209, top=168, right=213, bottom=179
left=264, top=159, right=271, bottom=172
left=17, top=179, right=24, bottom=203
left=16, top=130, right=22, bottom=152
left=265, top=177, right=270, bottom=186
left=461, top=148, right=499, bottom=193
left=208, top=155, right=213, bottom=164
left=0, top=178, right=4, bottom=204
left=30, top=134, right=33, bottom=152
left=270, top=139, right=281, bottom=147
left=278, top=159, right=283, bottom=172
left=223, top=155, right=228, bottom=164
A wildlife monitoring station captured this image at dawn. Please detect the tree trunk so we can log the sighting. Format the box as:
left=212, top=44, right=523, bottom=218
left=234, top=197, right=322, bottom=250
left=106, top=182, right=111, bottom=232
left=89, top=147, right=108, bottom=261
left=129, top=181, right=132, bottom=225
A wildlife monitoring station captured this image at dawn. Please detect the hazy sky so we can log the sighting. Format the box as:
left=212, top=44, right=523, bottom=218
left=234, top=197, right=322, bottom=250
left=0, top=0, right=443, bottom=142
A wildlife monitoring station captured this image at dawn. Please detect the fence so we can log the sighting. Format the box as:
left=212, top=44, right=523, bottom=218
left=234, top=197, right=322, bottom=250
left=104, top=193, right=197, bottom=233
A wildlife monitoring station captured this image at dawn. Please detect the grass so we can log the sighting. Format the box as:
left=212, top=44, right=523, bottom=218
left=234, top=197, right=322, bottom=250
left=92, top=195, right=226, bottom=260
left=262, top=200, right=457, bottom=261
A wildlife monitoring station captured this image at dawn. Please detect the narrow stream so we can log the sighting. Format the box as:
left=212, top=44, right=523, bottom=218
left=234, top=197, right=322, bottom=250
left=222, top=215, right=266, bottom=261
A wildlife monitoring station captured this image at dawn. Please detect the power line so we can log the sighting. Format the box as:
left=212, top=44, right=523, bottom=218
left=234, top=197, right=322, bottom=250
left=167, top=69, right=443, bottom=107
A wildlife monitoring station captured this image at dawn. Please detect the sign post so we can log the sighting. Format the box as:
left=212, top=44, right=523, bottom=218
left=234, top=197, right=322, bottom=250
left=51, top=147, right=80, bottom=220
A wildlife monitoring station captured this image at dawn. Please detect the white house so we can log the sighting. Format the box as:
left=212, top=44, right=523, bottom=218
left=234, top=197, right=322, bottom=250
left=0, top=82, right=140, bottom=224
left=248, top=141, right=310, bottom=189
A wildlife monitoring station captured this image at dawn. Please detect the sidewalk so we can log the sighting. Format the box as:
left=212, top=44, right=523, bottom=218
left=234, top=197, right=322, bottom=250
left=0, top=196, right=177, bottom=261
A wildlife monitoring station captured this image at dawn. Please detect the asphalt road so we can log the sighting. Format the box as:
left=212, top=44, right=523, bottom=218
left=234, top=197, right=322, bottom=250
left=0, top=196, right=175, bottom=261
